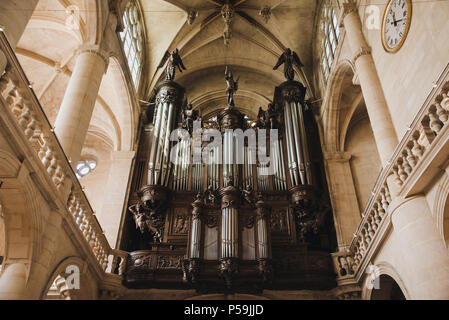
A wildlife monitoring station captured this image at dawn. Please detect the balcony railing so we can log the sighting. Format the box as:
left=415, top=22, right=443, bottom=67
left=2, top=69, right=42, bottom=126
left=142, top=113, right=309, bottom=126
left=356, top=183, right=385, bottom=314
left=346, top=63, right=449, bottom=281
left=0, top=30, right=119, bottom=272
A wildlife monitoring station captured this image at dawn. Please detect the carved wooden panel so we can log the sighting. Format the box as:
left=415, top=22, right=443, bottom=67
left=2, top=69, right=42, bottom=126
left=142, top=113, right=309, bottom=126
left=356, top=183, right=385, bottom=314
left=171, top=207, right=190, bottom=235
left=157, top=255, right=184, bottom=269
left=270, top=207, right=289, bottom=234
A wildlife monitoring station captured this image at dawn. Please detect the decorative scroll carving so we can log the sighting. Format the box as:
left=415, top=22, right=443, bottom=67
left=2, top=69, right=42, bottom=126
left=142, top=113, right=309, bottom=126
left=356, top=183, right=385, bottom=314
left=165, top=48, right=186, bottom=81
left=156, top=85, right=179, bottom=104
left=205, top=215, right=219, bottom=228
left=279, top=82, right=307, bottom=104
left=129, top=185, right=169, bottom=243
left=127, top=253, right=154, bottom=273
left=273, top=48, right=304, bottom=81
left=157, top=255, right=183, bottom=269
left=241, top=215, right=255, bottom=229
left=219, top=258, right=239, bottom=289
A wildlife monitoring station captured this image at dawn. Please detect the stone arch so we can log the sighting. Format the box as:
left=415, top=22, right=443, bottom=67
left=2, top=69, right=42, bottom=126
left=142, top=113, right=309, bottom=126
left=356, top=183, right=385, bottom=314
left=103, top=55, right=139, bottom=152
left=40, top=256, right=94, bottom=300
left=361, top=262, right=410, bottom=300
left=0, top=150, right=37, bottom=270
left=434, top=173, right=449, bottom=247
left=323, top=59, right=356, bottom=152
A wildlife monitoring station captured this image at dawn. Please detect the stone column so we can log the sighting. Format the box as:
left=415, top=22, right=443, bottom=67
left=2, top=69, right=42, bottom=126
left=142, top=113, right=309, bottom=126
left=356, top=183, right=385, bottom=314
left=0, top=263, right=27, bottom=299
left=390, top=196, right=449, bottom=299
left=324, top=152, right=361, bottom=249
left=54, top=45, right=109, bottom=166
left=341, top=3, right=398, bottom=166
left=0, top=0, right=39, bottom=49
left=99, top=151, right=135, bottom=246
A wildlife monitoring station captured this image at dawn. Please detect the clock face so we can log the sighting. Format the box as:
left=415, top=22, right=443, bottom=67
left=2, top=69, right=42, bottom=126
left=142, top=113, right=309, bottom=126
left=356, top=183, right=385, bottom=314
left=382, top=0, right=412, bottom=53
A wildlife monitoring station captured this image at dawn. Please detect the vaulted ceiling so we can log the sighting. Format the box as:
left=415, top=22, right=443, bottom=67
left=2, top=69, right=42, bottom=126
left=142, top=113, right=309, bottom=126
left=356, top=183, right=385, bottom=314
left=142, top=0, right=318, bottom=118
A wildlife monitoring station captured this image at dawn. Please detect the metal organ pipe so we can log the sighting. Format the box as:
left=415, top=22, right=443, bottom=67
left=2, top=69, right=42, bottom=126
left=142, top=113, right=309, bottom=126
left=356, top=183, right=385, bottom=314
left=297, top=102, right=313, bottom=185
left=284, top=103, right=297, bottom=186
left=290, top=101, right=307, bottom=185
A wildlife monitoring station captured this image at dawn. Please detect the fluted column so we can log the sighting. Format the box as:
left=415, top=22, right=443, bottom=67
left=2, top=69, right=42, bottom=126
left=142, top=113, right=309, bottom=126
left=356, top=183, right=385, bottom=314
left=342, top=2, right=398, bottom=166
left=0, top=263, right=27, bottom=299
left=54, top=45, right=109, bottom=165
left=390, top=196, right=449, bottom=299
left=0, top=1, right=39, bottom=49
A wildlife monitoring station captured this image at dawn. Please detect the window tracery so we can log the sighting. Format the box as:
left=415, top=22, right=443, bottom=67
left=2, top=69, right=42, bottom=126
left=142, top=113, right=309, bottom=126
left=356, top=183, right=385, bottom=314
left=120, top=1, right=144, bottom=88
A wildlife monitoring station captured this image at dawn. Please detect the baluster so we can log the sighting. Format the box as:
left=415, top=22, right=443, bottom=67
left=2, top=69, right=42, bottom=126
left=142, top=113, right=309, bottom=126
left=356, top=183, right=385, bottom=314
left=373, top=205, right=382, bottom=227
left=384, top=186, right=392, bottom=203
left=411, top=133, right=424, bottom=159
left=428, top=107, right=443, bottom=134
left=392, top=166, right=403, bottom=186
left=405, top=143, right=417, bottom=167
left=401, top=154, right=412, bottom=175
left=441, top=91, right=449, bottom=111
left=397, top=160, right=408, bottom=182
left=435, top=102, right=448, bottom=123
left=5, top=85, right=17, bottom=108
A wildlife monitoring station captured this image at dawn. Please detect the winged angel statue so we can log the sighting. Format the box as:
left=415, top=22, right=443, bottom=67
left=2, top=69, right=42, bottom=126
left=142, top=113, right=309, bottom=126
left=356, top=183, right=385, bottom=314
left=273, top=48, right=304, bottom=81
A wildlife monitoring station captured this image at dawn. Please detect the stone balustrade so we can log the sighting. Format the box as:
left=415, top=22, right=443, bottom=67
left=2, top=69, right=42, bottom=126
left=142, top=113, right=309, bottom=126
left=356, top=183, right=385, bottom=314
left=108, top=250, right=128, bottom=276
left=0, top=30, right=111, bottom=272
left=348, top=63, right=449, bottom=279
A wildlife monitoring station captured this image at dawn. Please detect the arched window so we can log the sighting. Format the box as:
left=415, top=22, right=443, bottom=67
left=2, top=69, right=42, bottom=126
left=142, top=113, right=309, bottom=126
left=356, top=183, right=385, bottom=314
left=75, top=159, right=97, bottom=179
left=120, top=1, right=144, bottom=88
left=320, top=2, right=340, bottom=83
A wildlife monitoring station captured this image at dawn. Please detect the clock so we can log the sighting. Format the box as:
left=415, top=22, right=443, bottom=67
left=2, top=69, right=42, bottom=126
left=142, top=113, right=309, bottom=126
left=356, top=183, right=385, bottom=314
left=381, top=0, right=412, bottom=53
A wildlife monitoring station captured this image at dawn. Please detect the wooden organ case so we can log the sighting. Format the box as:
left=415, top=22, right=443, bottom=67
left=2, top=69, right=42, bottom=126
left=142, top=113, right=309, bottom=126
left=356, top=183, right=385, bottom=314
left=119, top=52, right=337, bottom=294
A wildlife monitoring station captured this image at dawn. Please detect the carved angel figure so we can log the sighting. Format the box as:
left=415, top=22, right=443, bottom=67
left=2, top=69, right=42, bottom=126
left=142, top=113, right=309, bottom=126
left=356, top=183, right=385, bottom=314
left=182, top=103, right=198, bottom=132
left=129, top=202, right=163, bottom=242
left=206, top=185, right=218, bottom=205
left=166, top=48, right=186, bottom=81
left=225, top=66, right=239, bottom=106
left=242, top=184, right=255, bottom=206
left=273, top=48, right=304, bottom=81
left=256, top=107, right=267, bottom=129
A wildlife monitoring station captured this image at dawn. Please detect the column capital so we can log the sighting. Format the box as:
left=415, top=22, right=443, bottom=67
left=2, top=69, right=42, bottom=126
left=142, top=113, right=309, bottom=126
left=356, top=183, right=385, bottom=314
left=341, top=2, right=358, bottom=21
left=353, top=46, right=372, bottom=64
left=76, top=44, right=110, bottom=68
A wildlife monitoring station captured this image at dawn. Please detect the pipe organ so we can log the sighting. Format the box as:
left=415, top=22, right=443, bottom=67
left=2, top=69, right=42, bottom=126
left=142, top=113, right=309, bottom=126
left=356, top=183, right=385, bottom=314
left=121, top=49, right=337, bottom=292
